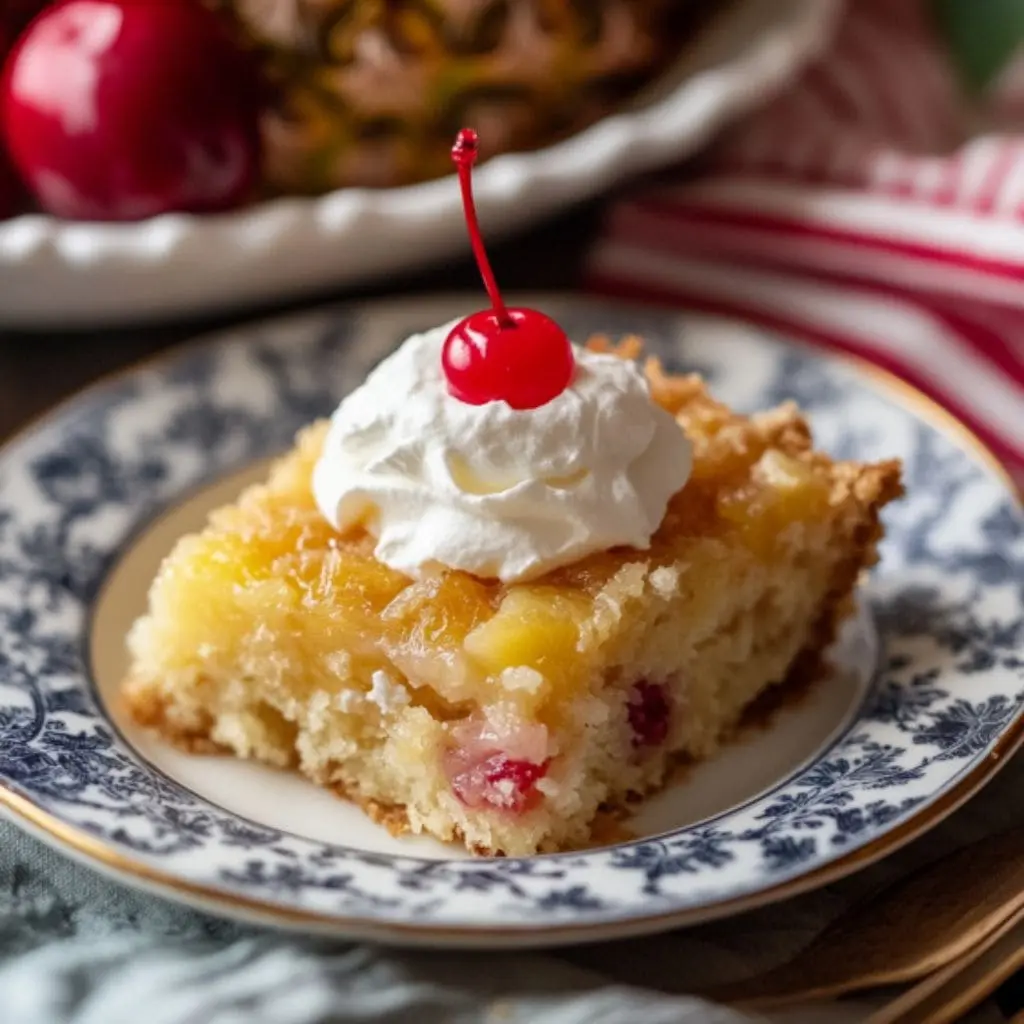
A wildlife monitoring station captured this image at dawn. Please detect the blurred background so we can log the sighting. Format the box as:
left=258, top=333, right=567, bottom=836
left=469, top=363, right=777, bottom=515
left=0, top=4, right=1023, bottom=1022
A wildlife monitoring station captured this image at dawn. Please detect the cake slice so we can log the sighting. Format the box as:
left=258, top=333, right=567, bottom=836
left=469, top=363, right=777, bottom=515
left=123, top=338, right=901, bottom=856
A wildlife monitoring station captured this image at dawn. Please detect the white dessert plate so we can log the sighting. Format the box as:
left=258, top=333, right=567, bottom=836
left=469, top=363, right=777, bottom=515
left=0, top=296, right=1021, bottom=948
left=0, top=0, right=839, bottom=327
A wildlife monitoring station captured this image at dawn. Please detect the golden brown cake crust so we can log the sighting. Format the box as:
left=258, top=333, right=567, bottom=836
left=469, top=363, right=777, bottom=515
left=122, top=685, right=226, bottom=756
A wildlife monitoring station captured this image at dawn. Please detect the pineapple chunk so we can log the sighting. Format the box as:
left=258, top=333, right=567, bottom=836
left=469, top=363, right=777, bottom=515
left=379, top=574, right=496, bottom=704
left=463, top=587, right=591, bottom=694
left=716, top=451, right=830, bottom=559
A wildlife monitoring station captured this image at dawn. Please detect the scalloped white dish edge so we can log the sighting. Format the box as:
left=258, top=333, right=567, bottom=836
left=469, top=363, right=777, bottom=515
left=0, top=0, right=840, bottom=326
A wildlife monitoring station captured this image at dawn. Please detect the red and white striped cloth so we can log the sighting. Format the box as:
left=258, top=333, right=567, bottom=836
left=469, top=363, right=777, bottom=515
left=586, top=0, right=1024, bottom=490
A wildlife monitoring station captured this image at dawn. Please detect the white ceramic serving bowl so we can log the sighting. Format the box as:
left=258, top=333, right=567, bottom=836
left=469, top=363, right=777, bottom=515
left=0, top=0, right=839, bottom=326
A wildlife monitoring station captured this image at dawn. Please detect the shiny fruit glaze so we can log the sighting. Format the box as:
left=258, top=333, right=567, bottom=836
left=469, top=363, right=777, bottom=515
left=1, top=0, right=262, bottom=221
left=442, top=128, right=574, bottom=410
left=716, top=450, right=831, bottom=559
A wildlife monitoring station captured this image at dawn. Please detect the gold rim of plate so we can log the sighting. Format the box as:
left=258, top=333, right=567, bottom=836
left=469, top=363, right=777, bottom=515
left=0, top=298, right=1021, bottom=946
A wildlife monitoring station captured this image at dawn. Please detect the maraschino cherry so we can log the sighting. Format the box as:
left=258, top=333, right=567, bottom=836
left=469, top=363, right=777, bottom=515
left=1, top=0, right=262, bottom=221
left=442, top=129, right=575, bottom=410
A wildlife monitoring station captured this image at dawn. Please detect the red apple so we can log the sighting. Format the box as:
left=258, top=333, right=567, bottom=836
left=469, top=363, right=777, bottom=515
left=1, top=0, right=262, bottom=221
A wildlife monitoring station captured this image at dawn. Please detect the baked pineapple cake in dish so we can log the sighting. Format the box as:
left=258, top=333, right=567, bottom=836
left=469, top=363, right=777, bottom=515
left=213, top=0, right=715, bottom=193
left=123, top=132, right=903, bottom=856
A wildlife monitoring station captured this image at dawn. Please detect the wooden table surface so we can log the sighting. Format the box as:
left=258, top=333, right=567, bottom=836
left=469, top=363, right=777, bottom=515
left=0, top=200, right=602, bottom=442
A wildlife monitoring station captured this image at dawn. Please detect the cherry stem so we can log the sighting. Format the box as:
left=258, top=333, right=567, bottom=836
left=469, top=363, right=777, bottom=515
left=452, top=129, right=513, bottom=328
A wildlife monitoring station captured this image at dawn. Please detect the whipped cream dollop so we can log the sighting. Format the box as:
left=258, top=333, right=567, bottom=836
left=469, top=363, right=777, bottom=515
left=312, top=320, right=693, bottom=582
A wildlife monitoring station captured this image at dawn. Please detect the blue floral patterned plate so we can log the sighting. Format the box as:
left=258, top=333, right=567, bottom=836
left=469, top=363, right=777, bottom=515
left=1, top=297, right=1021, bottom=947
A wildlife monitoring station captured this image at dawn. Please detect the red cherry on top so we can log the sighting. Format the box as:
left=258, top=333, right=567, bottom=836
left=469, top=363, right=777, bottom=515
left=442, top=129, right=574, bottom=410
left=1, top=0, right=262, bottom=221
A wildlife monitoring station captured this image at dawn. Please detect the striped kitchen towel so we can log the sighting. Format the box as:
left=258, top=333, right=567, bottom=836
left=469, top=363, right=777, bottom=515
left=586, top=0, right=1024, bottom=489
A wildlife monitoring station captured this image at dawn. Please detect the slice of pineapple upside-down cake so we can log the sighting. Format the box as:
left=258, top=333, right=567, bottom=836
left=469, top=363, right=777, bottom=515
left=124, top=333, right=901, bottom=856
